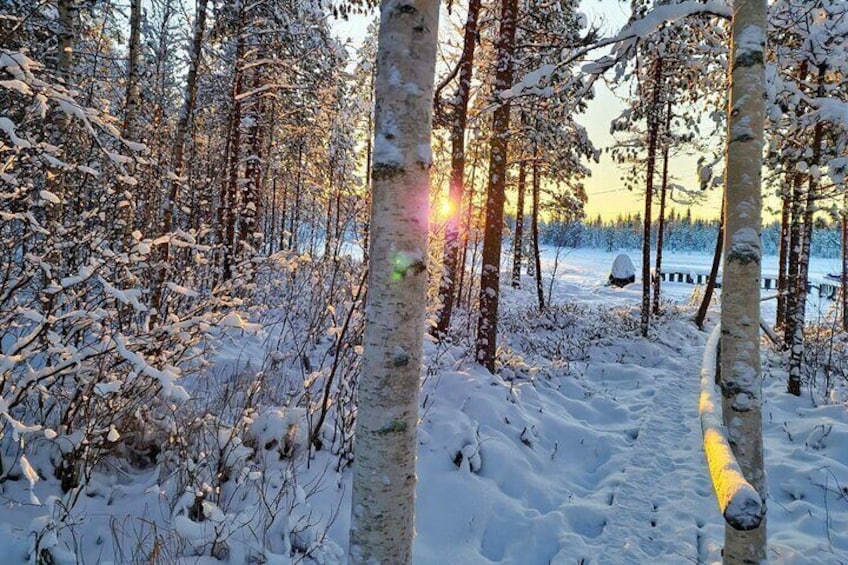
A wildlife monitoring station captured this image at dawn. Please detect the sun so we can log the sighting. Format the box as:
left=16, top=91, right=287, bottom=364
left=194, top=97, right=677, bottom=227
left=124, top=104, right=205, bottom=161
left=439, top=198, right=453, bottom=217
left=433, top=196, right=453, bottom=221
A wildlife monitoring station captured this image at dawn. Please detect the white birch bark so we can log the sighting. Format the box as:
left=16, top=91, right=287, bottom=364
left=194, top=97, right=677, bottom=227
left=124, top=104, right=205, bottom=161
left=719, top=0, right=767, bottom=562
left=123, top=0, right=142, bottom=140
left=349, top=1, right=440, bottom=563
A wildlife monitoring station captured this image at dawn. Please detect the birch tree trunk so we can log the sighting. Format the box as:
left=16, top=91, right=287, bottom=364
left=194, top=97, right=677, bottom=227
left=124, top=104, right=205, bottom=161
left=349, top=1, right=439, bottom=562
left=783, top=172, right=804, bottom=348
left=775, top=180, right=791, bottom=329
left=433, top=0, right=482, bottom=337
left=120, top=0, right=143, bottom=241
left=719, top=0, right=767, bottom=561
left=56, top=0, right=76, bottom=84
left=476, top=0, right=519, bottom=371
left=48, top=0, right=77, bottom=229
left=843, top=189, right=848, bottom=332
left=123, top=0, right=142, bottom=140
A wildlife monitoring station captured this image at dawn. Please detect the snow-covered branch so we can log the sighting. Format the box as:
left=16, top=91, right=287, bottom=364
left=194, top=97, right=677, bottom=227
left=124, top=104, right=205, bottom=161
left=699, top=325, right=765, bottom=531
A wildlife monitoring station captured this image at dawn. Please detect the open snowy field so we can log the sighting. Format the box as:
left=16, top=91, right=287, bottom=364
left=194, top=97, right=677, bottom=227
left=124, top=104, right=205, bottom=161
left=0, top=247, right=845, bottom=564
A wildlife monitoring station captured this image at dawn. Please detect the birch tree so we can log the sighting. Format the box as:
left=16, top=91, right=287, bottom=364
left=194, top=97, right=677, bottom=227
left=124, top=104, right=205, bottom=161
left=719, top=0, right=767, bottom=561
left=123, top=0, right=143, bottom=140
left=349, top=0, right=440, bottom=562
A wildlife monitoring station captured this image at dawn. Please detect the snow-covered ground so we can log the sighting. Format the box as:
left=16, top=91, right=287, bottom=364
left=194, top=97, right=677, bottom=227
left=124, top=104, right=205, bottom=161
left=1, top=247, right=846, bottom=564
left=410, top=247, right=847, bottom=564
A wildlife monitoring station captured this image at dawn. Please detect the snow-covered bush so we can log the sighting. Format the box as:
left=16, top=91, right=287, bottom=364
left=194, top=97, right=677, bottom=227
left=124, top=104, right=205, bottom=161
left=780, top=313, right=848, bottom=405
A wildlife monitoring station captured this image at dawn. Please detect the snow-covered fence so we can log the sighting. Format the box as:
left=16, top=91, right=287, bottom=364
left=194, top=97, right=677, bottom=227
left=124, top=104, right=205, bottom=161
left=698, top=326, right=765, bottom=531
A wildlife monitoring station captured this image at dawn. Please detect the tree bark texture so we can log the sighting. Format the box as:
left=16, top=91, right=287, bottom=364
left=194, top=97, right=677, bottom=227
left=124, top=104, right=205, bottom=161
left=433, top=0, right=482, bottom=338
left=475, top=0, right=519, bottom=371
left=719, top=0, right=768, bottom=561
left=788, top=64, right=826, bottom=397
left=640, top=57, right=664, bottom=338
left=123, top=0, right=143, bottom=140
left=783, top=172, right=804, bottom=349
left=349, top=1, right=439, bottom=563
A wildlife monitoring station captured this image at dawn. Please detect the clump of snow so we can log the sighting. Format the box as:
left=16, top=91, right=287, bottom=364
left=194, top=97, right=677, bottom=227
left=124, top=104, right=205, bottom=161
left=217, top=312, right=262, bottom=333
left=610, top=253, right=636, bottom=279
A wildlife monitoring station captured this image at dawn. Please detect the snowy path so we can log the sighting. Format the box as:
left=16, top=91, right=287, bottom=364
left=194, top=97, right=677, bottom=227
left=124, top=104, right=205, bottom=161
left=582, top=326, right=723, bottom=564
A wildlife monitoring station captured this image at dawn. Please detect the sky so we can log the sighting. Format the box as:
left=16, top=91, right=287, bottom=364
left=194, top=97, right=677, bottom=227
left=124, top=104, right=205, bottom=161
left=331, top=1, right=727, bottom=222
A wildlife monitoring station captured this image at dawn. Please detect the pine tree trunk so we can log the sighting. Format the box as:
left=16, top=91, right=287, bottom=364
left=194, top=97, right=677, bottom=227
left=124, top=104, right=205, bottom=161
left=652, top=97, right=672, bottom=316
left=788, top=64, right=826, bottom=396
left=719, top=0, right=767, bottom=560
left=512, top=158, right=527, bottom=289
left=695, top=210, right=723, bottom=330
left=433, top=0, right=482, bottom=338
left=640, top=57, right=664, bottom=337
left=475, top=0, right=518, bottom=371
left=531, top=156, right=544, bottom=311
left=783, top=59, right=809, bottom=347
left=349, top=1, right=439, bottom=563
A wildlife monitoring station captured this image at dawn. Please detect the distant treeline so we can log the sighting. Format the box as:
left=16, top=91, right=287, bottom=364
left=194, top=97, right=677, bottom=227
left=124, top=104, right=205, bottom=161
left=541, top=211, right=843, bottom=258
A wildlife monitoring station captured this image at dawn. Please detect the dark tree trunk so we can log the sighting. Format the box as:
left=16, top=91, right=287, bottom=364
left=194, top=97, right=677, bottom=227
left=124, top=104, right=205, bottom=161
left=696, top=209, right=723, bottom=329
left=512, top=158, right=527, bottom=289
left=289, top=142, right=304, bottom=251
left=788, top=64, right=826, bottom=396
left=652, top=96, right=672, bottom=316
left=456, top=154, right=479, bottom=313
left=776, top=177, right=791, bottom=329
left=783, top=60, right=809, bottom=348
left=640, top=57, right=664, bottom=338
left=531, top=156, right=544, bottom=311
left=433, top=0, right=482, bottom=338
left=475, top=0, right=518, bottom=371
